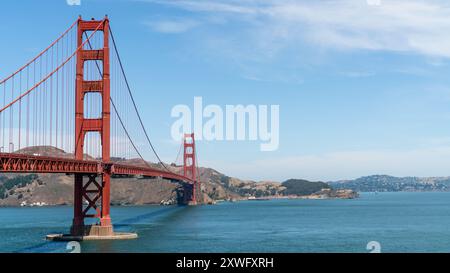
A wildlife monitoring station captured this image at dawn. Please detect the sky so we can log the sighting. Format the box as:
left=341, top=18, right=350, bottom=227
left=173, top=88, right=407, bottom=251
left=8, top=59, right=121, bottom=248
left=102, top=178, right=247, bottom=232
left=2, top=0, right=450, bottom=182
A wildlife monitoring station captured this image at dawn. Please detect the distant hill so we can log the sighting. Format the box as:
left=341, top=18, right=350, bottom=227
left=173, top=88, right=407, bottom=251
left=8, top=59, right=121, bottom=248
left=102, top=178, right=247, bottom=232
left=329, top=175, right=450, bottom=192
left=0, top=146, right=357, bottom=206
left=0, top=171, right=350, bottom=206
left=282, top=179, right=330, bottom=195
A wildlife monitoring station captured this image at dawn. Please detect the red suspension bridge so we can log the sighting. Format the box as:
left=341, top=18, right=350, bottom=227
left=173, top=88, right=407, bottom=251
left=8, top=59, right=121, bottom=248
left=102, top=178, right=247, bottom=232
left=0, top=17, right=200, bottom=238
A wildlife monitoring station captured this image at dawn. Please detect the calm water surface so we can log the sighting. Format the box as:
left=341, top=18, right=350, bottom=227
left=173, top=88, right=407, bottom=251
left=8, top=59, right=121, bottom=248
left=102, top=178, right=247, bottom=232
left=1, top=192, right=450, bottom=253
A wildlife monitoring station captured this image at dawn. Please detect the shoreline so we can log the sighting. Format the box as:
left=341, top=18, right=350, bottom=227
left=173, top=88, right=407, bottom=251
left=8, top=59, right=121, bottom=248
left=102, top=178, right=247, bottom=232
left=0, top=189, right=359, bottom=207
left=0, top=195, right=356, bottom=207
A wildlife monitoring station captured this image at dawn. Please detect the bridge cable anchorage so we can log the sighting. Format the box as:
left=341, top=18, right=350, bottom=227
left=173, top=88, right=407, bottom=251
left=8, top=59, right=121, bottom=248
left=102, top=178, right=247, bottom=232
left=0, top=20, right=104, bottom=113
left=108, top=26, right=174, bottom=174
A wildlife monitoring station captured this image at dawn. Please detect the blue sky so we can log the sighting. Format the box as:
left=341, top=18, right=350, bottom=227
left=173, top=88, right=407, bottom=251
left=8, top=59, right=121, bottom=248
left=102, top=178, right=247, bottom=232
left=2, top=0, right=450, bottom=181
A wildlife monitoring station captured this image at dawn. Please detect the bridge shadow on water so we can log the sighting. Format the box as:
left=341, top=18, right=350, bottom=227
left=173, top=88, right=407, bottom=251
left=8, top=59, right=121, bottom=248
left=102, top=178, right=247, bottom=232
left=15, top=205, right=196, bottom=253
left=113, top=206, right=185, bottom=229
left=86, top=205, right=199, bottom=253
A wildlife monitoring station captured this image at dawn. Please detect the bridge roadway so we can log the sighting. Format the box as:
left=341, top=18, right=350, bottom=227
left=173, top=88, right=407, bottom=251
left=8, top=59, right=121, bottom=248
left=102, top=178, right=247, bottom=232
left=0, top=152, right=193, bottom=183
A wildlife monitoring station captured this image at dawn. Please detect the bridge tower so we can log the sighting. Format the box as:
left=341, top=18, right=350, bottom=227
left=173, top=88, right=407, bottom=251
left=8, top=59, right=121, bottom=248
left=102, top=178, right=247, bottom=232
left=183, top=133, right=199, bottom=205
left=71, top=16, right=113, bottom=236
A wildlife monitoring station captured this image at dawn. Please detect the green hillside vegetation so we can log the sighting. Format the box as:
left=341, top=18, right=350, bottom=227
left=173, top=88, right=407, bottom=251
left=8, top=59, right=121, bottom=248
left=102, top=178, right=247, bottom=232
left=282, top=179, right=331, bottom=195
left=0, top=175, right=38, bottom=199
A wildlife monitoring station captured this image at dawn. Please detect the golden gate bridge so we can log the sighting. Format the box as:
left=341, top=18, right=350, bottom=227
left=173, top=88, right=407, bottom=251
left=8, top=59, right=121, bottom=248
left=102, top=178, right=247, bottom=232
left=0, top=16, right=200, bottom=239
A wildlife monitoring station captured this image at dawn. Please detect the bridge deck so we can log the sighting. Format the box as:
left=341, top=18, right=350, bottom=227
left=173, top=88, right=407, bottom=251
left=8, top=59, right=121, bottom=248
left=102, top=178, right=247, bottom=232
left=0, top=153, right=192, bottom=183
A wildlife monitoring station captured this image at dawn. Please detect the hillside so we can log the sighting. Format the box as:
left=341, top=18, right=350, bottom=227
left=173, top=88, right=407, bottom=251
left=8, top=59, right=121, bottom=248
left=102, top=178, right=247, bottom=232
left=329, top=175, right=450, bottom=192
left=282, top=179, right=331, bottom=195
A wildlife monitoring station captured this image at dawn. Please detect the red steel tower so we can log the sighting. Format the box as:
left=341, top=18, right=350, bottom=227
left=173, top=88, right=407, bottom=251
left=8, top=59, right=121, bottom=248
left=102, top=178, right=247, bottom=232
left=183, top=133, right=198, bottom=205
left=71, top=16, right=113, bottom=236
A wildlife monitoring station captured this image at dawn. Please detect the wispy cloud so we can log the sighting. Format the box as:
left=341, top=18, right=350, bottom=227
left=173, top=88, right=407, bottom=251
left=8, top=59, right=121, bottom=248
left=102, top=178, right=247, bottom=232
left=339, top=71, right=376, bottom=78
left=206, top=146, right=450, bottom=182
left=142, top=0, right=450, bottom=58
left=143, top=18, right=200, bottom=33
left=141, top=0, right=259, bottom=14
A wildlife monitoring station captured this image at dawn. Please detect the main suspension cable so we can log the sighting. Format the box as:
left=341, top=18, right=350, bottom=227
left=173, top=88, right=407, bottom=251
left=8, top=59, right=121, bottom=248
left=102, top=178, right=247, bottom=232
left=108, top=25, right=172, bottom=173
left=83, top=32, right=151, bottom=168
left=0, top=19, right=78, bottom=85
left=174, top=140, right=183, bottom=165
left=0, top=21, right=104, bottom=113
